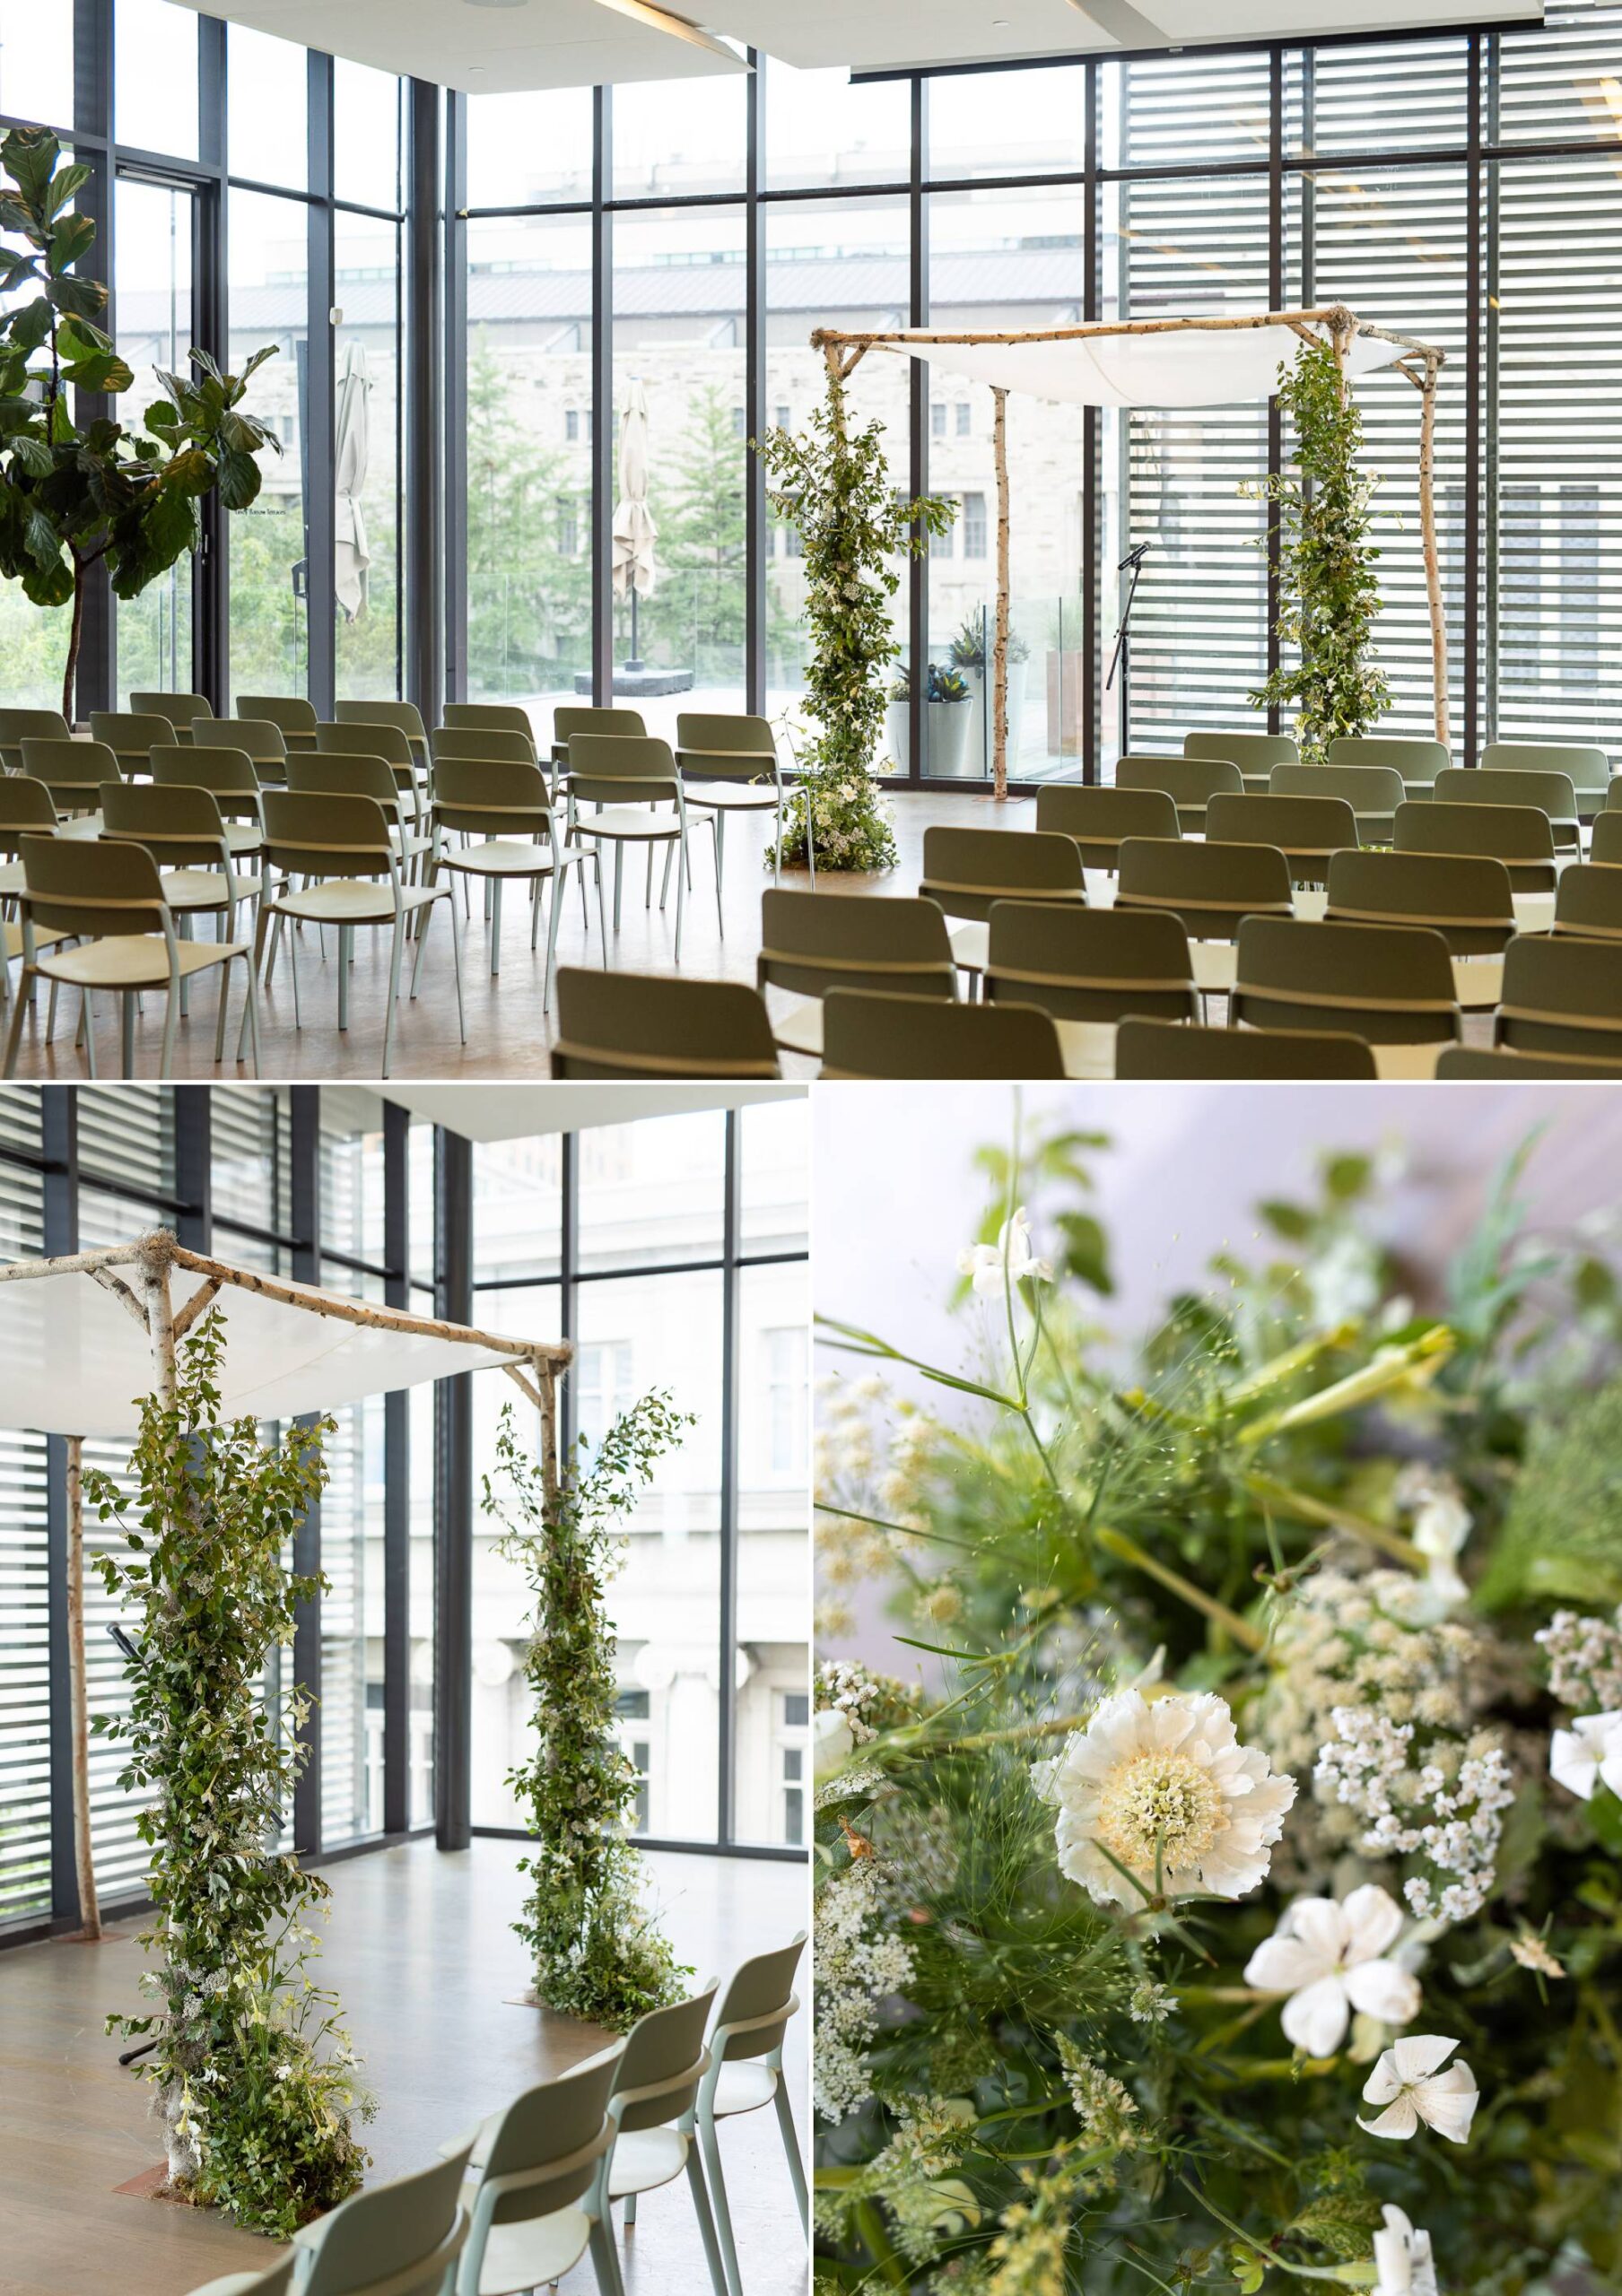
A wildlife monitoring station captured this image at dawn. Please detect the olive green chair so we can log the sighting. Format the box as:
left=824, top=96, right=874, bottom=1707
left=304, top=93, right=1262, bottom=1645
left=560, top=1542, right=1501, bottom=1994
left=440, top=2045, right=626, bottom=2296
left=131, top=690, right=214, bottom=742
left=99, top=781, right=262, bottom=952
left=696, top=1934, right=808, bottom=2296
left=1232, top=916, right=1461, bottom=1045
left=1271, top=761, right=1407, bottom=840
left=1324, top=848, right=1516, bottom=956
left=1115, top=837, right=1293, bottom=942
left=1435, top=1045, right=1610, bottom=1079
left=565, top=732, right=714, bottom=956
left=551, top=703, right=646, bottom=780
left=20, top=735, right=120, bottom=817
left=288, top=752, right=431, bottom=875
left=1553, top=862, right=1622, bottom=944
left=428, top=754, right=592, bottom=996
left=676, top=710, right=790, bottom=888
left=1327, top=733, right=1449, bottom=789
left=0, top=778, right=67, bottom=1004
left=318, top=717, right=423, bottom=827
left=333, top=696, right=430, bottom=777
left=193, top=716, right=291, bottom=789
left=919, top=826, right=1086, bottom=928
left=238, top=694, right=319, bottom=752
left=442, top=700, right=537, bottom=748
left=0, top=707, right=70, bottom=773
left=1033, top=783, right=1179, bottom=871
left=1114, top=752, right=1243, bottom=831
left=554, top=967, right=780, bottom=1080
left=88, top=709, right=179, bottom=778
left=3, top=833, right=257, bottom=1079
left=601, top=1984, right=728, bottom=2292
left=1493, top=934, right=1622, bottom=1067
left=183, top=2254, right=296, bottom=2296
left=756, top=890, right=957, bottom=1059
left=1185, top=727, right=1297, bottom=795
left=1435, top=763, right=1580, bottom=850
left=1114, top=1016, right=1377, bottom=1080
left=151, top=744, right=265, bottom=857
left=1204, top=792, right=1358, bottom=884
left=1394, top=797, right=1558, bottom=893
left=984, top=900, right=1197, bottom=1024
left=288, top=2144, right=475, bottom=2296
left=821, top=987, right=1066, bottom=1079
left=429, top=724, right=538, bottom=766
left=1592, top=812, right=1622, bottom=866
left=1481, top=738, right=1609, bottom=818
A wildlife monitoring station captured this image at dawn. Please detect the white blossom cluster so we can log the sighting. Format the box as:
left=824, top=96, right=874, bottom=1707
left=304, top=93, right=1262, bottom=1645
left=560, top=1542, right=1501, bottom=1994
left=814, top=1849, right=917, bottom=2121
left=1317, top=1707, right=1515, bottom=1924
left=1055, top=2036, right=1139, bottom=2156
left=1534, top=1605, right=1622, bottom=1712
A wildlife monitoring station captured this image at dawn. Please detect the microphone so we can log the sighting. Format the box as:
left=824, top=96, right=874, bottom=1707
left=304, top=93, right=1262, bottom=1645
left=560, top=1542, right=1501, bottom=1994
left=1117, top=540, right=1153, bottom=571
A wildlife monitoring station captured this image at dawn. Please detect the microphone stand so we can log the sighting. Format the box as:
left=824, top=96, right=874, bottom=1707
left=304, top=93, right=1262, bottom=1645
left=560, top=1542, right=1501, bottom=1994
left=1104, top=540, right=1152, bottom=760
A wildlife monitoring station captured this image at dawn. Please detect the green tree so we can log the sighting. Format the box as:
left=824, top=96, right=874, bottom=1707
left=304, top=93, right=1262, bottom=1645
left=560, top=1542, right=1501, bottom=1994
left=467, top=330, right=589, bottom=696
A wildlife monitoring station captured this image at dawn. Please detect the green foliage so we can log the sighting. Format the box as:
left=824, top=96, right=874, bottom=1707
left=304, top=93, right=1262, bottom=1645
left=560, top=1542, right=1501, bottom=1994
left=949, top=612, right=1031, bottom=670
left=1478, top=1380, right=1622, bottom=1613
left=1246, top=336, right=1391, bottom=763
left=754, top=360, right=955, bottom=870
left=84, top=1303, right=370, bottom=2239
left=467, top=329, right=590, bottom=694
left=0, top=127, right=279, bottom=717
left=483, top=1396, right=694, bottom=2031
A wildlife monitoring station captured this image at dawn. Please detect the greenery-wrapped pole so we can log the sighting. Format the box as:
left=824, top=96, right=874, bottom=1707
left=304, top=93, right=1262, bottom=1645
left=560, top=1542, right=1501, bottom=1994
left=64, top=1431, right=100, bottom=1941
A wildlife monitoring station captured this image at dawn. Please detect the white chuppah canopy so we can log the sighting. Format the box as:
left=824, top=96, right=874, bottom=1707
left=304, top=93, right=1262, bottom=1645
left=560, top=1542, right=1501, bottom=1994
left=812, top=306, right=1449, bottom=795
left=0, top=1231, right=570, bottom=1939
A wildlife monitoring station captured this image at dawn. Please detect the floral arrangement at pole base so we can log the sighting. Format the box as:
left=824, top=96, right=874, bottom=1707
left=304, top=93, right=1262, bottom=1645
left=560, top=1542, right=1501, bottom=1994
left=813, top=1121, right=1622, bottom=2295
left=754, top=353, right=954, bottom=873
left=87, top=1310, right=371, bottom=2241
left=483, top=1395, right=694, bottom=2032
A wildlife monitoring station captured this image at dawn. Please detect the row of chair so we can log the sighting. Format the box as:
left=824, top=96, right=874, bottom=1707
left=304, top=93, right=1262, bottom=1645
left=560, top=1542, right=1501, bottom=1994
left=1179, top=727, right=1611, bottom=808
left=188, top=1933, right=806, bottom=2296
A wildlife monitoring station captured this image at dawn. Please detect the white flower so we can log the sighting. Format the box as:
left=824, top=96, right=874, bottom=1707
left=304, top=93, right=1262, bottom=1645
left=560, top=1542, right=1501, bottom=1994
left=957, top=1207, right=1052, bottom=1299
left=1243, top=1884, right=1420, bottom=2057
left=275, top=2064, right=293, bottom=2082
left=814, top=1708, right=856, bottom=1779
left=1036, top=1689, right=1296, bottom=1909
left=1372, top=2205, right=1438, bottom=2296
left=1549, top=1709, right=1622, bottom=1802
left=1357, top=2034, right=1478, bottom=2143
left=1395, top=1465, right=1473, bottom=1611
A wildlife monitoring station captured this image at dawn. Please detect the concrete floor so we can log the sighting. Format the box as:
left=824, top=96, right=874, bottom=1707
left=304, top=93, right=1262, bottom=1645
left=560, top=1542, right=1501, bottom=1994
left=0, top=1837, right=810, bottom=2296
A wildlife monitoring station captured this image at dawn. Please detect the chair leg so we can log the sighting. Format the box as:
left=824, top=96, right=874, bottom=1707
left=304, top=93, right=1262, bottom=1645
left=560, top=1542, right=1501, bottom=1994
left=158, top=982, right=179, bottom=1080
left=491, top=874, right=503, bottom=977
left=214, top=961, right=230, bottom=1065
left=243, top=953, right=262, bottom=1079
left=2, top=968, right=31, bottom=1078
left=287, top=912, right=302, bottom=1030
left=659, top=841, right=675, bottom=910
left=530, top=871, right=544, bottom=952
left=82, top=990, right=98, bottom=1080
left=711, top=814, right=725, bottom=935
left=684, top=2148, right=729, bottom=2296
left=645, top=839, right=654, bottom=908
left=595, top=848, right=609, bottom=954
left=337, top=923, right=353, bottom=1031
left=697, top=2113, right=744, bottom=2296
left=544, top=872, right=565, bottom=1013
left=624, top=2190, right=637, bottom=2229
left=588, top=2216, right=625, bottom=2296
left=674, top=827, right=686, bottom=964
left=613, top=842, right=624, bottom=931
left=773, top=2082, right=809, bottom=2235
left=447, top=898, right=467, bottom=1043
left=381, top=914, right=405, bottom=1079
left=120, top=989, right=135, bottom=1079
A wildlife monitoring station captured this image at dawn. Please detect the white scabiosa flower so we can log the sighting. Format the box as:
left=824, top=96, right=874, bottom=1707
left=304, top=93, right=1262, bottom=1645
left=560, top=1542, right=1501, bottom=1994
left=1243, top=1883, right=1420, bottom=2057
left=1036, top=1689, right=1296, bottom=1909
left=1372, top=2204, right=1439, bottom=2296
left=1549, top=1709, right=1622, bottom=1802
left=814, top=1707, right=856, bottom=1779
left=957, top=1207, right=1052, bottom=1299
left=1358, top=2034, right=1478, bottom=2143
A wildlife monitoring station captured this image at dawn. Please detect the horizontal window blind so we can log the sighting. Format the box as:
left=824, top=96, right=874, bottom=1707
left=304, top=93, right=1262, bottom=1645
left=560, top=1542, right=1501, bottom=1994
left=0, top=1102, right=48, bottom=1931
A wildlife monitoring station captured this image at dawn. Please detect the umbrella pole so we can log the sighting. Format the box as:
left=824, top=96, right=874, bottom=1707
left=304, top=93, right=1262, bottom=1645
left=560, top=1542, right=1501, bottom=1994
left=65, top=1431, right=101, bottom=1941
left=991, top=386, right=1011, bottom=802
left=1417, top=352, right=1450, bottom=751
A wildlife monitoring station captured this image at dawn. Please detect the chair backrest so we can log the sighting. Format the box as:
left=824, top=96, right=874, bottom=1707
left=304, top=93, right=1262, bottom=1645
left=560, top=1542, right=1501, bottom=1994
left=153, top=744, right=263, bottom=807
left=1233, top=915, right=1461, bottom=1044
left=1435, top=763, right=1578, bottom=835
left=553, top=704, right=645, bottom=759
left=1204, top=792, right=1359, bottom=881
left=1496, top=934, right=1622, bottom=1066
left=194, top=718, right=290, bottom=774
left=288, top=752, right=409, bottom=817
left=614, top=1984, right=718, bottom=2133
left=481, top=2045, right=624, bottom=2224
left=300, top=2144, right=474, bottom=2296
left=1480, top=738, right=1609, bottom=800
left=675, top=712, right=779, bottom=782
left=1435, top=1044, right=1611, bottom=1079
left=1114, top=752, right=1243, bottom=824
left=429, top=725, right=537, bottom=765
left=318, top=718, right=416, bottom=770
left=100, top=779, right=232, bottom=871
left=442, top=700, right=536, bottom=743
left=1184, top=728, right=1297, bottom=774
left=183, top=2253, right=297, bottom=2296
left=333, top=698, right=428, bottom=754
left=757, top=889, right=957, bottom=1003
left=566, top=731, right=680, bottom=804
left=20, top=735, right=120, bottom=800
left=1326, top=733, right=1449, bottom=782
left=1115, top=836, right=1293, bottom=940
left=1394, top=796, right=1557, bottom=891
left=1554, top=862, right=1622, bottom=944
left=1114, top=1016, right=1377, bottom=1080
left=710, top=1934, right=807, bottom=2065
left=1591, top=811, right=1622, bottom=866
left=0, top=708, right=71, bottom=774
left=984, top=900, right=1197, bottom=1023
left=88, top=709, right=179, bottom=773
left=432, top=754, right=554, bottom=837
left=239, top=694, right=320, bottom=748
left=0, top=776, right=60, bottom=851
left=1324, top=848, right=1516, bottom=955
left=1270, top=762, right=1407, bottom=827
left=1033, top=783, right=1179, bottom=870
left=260, top=789, right=395, bottom=880
left=822, top=988, right=1067, bottom=1079
left=132, top=690, right=213, bottom=729
left=20, top=831, right=170, bottom=942
left=920, top=825, right=1086, bottom=922
left=553, top=970, right=780, bottom=1079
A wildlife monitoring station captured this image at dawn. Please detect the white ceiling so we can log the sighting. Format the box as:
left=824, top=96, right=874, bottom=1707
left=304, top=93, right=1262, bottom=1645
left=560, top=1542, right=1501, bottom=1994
left=383, top=1083, right=804, bottom=1143
left=179, top=0, right=1540, bottom=91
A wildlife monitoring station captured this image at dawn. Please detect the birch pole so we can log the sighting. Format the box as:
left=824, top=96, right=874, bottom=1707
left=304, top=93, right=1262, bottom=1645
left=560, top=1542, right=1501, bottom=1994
left=65, top=1431, right=100, bottom=1941
left=1416, top=352, right=1450, bottom=749
left=991, top=384, right=1011, bottom=802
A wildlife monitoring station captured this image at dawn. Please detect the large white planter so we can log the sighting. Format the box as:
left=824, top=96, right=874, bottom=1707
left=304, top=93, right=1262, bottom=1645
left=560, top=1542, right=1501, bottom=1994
left=884, top=699, right=910, bottom=772
left=964, top=662, right=1027, bottom=774
left=927, top=700, right=974, bottom=778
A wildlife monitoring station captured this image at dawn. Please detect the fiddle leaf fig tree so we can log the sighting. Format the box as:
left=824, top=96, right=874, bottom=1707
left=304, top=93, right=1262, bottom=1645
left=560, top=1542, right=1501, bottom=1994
left=0, top=125, right=279, bottom=718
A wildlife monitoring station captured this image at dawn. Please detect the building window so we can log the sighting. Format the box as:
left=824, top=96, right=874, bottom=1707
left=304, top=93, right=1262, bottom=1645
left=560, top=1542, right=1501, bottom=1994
left=576, top=1338, right=633, bottom=1455
left=963, top=491, right=988, bottom=559
left=731, top=404, right=747, bottom=438
left=565, top=407, right=579, bottom=441
left=555, top=495, right=579, bottom=556
left=931, top=510, right=955, bottom=559
left=775, top=404, right=790, bottom=430
left=765, top=1325, right=808, bottom=1477
left=616, top=1692, right=653, bottom=1834
left=955, top=403, right=971, bottom=436
left=930, top=402, right=946, bottom=439
left=776, top=1690, right=808, bottom=1847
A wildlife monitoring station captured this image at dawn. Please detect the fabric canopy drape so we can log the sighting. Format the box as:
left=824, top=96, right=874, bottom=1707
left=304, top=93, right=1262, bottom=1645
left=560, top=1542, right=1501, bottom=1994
left=868, top=319, right=1408, bottom=407
left=334, top=342, right=372, bottom=621
left=611, top=377, right=658, bottom=601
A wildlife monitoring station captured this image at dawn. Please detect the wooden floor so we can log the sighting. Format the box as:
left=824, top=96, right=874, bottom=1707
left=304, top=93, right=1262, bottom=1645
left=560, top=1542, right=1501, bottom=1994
left=0, top=1838, right=810, bottom=2296
left=1, top=789, right=1028, bottom=1083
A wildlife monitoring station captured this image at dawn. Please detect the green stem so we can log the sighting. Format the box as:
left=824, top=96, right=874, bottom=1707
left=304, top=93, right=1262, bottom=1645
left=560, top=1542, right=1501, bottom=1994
left=1242, top=1472, right=1423, bottom=1570
left=1094, top=1526, right=1265, bottom=1653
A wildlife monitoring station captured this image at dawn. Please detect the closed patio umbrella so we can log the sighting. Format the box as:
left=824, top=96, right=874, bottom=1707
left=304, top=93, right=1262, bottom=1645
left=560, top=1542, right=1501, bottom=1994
left=611, top=376, right=658, bottom=670
left=334, top=340, right=372, bottom=620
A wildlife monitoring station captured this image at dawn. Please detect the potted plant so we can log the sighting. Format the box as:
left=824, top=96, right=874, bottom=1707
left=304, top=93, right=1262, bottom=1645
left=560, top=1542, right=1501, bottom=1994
left=925, top=662, right=974, bottom=778
left=949, top=608, right=1030, bottom=770
left=884, top=662, right=911, bottom=770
